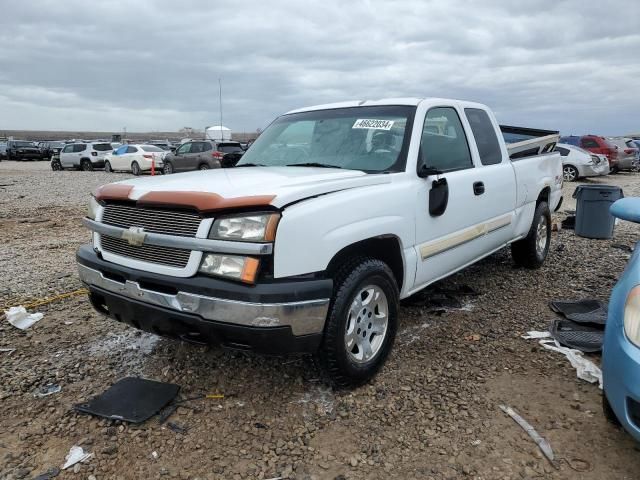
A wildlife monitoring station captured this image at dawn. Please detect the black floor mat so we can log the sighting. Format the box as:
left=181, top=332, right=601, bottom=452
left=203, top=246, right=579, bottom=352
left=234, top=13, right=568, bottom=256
left=75, top=377, right=180, bottom=423
left=549, top=318, right=604, bottom=353
left=549, top=299, right=608, bottom=325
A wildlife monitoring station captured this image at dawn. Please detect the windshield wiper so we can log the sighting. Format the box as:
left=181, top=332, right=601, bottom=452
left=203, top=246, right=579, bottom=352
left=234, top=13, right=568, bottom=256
left=235, top=163, right=266, bottom=167
left=285, top=162, right=344, bottom=169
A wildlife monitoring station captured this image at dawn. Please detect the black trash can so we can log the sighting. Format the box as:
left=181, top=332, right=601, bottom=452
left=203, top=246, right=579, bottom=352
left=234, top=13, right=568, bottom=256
left=572, top=185, right=624, bottom=239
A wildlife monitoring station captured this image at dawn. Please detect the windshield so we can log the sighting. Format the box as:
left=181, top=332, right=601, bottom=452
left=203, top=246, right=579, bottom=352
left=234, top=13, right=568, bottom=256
left=238, top=105, right=416, bottom=172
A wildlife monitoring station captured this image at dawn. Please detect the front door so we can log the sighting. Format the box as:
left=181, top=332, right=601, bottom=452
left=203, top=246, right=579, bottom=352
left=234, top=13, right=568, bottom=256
left=413, top=106, right=511, bottom=289
left=173, top=142, right=192, bottom=172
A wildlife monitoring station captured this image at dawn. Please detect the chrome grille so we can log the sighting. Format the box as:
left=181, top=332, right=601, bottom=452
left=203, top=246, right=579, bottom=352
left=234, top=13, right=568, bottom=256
left=100, top=235, right=191, bottom=268
left=102, top=204, right=202, bottom=237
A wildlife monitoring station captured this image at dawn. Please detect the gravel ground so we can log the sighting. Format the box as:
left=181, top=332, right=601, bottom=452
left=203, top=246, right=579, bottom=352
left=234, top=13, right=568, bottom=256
left=2, top=160, right=640, bottom=480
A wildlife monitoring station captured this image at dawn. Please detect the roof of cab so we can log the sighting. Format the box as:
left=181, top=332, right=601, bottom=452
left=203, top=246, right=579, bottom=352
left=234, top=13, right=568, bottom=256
left=284, top=97, right=488, bottom=115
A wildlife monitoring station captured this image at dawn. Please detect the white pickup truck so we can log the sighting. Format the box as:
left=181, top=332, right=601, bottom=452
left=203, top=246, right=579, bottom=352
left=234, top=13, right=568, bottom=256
left=77, top=98, right=562, bottom=386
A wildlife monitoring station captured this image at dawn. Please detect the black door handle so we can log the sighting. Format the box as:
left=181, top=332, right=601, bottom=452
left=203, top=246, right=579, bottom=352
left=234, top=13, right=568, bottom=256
left=473, top=181, right=485, bottom=195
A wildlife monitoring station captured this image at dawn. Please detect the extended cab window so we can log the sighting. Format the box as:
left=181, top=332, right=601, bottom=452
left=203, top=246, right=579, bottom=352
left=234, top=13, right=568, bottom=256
left=420, top=107, right=472, bottom=172
left=464, top=108, right=502, bottom=165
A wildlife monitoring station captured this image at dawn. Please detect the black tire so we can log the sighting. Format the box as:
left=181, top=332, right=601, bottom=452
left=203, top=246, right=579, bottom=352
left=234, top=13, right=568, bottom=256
left=131, top=161, right=141, bottom=176
left=320, top=257, right=399, bottom=388
left=603, top=393, right=621, bottom=426
left=562, top=165, right=579, bottom=182
left=104, top=160, right=113, bottom=173
left=163, top=162, right=174, bottom=175
left=51, top=160, right=62, bottom=171
left=198, top=163, right=210, bottom=170
left=81, top=159, right=93, bottom=171
left=511, top=201, right=551, bottom=269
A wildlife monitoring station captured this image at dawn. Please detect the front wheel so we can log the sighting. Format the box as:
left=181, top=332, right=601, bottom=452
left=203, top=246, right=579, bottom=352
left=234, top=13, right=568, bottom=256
left=131, top=161, right=141, bottom=176
left=104, top=160, right=113, bottom=173
left=163, top=162, right=174, bottom=174
left=320, top=258, right=398, bottom=387
left=511, top=201, right=551, bottom=269
left=51, top=160, right=62, bottom=171
left=563, top=165, right=579, bottom=182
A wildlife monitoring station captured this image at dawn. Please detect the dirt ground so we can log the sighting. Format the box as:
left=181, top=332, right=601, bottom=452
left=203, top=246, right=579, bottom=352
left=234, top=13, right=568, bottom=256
left=1, top=161, right=640, bottom=480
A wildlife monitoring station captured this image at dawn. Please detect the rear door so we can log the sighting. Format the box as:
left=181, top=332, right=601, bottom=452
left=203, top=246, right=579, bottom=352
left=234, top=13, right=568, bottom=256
left=463, top=107, right=517, bottom=247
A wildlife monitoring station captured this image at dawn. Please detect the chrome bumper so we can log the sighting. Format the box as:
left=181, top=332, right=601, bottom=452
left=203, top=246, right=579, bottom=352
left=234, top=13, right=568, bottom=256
left=78, top=264, right=329, bottom=336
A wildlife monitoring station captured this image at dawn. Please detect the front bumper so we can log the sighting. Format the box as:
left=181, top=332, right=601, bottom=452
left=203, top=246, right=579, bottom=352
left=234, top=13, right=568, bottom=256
left=603, top=322, right=640, bottom=442
left=76, top=245, right=331, bottom=353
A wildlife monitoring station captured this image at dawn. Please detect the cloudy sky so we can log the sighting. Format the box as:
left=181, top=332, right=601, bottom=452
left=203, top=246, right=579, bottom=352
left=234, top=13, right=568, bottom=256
left=0, top=0, right=638, bottom=135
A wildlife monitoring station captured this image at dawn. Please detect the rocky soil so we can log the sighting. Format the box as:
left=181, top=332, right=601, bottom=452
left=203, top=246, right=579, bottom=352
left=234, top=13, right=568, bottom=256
left=2, top=161, right=640, bottom=479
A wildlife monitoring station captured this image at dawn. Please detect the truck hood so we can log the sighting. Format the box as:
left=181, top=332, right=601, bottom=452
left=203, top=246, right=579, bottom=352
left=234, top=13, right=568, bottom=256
left=100, top=167, right=391, bottom=210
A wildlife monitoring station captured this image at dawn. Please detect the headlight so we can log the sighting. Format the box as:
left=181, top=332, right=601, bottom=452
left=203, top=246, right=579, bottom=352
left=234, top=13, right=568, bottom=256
left=87, top=196, right=101, bottom=220
left=624, top=286, right=640, bottom=347
left=199, top=254, right=259, bottom=284
left=209, top=213, right=279, bottom=242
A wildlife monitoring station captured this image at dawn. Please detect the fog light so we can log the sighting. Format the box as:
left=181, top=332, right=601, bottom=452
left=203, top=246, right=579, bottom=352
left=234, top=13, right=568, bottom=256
left=199, top=254, right=259, bottom=284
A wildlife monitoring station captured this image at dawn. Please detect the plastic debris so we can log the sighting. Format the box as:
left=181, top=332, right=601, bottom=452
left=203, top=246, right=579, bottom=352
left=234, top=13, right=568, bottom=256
left=523, top=331, right=602, bottom=387
left=0, top=348, right=16, bottom=355
left=34, top=384, right=62, bottom=398
left=499, top=405, right=555, bottom=463
left=4, top=306, right=44, bottom=330
left=151, top=451, right=159, bottom=459
left=61, top=446, right=93, bottom=470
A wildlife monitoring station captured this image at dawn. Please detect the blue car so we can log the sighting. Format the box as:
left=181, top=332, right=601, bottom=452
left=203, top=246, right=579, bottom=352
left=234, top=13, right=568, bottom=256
left=603, top=198, right=640, bottom=441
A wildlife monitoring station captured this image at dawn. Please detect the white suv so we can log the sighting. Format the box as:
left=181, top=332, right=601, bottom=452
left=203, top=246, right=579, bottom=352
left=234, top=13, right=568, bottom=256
left=58, top=142, right=113, bottom=171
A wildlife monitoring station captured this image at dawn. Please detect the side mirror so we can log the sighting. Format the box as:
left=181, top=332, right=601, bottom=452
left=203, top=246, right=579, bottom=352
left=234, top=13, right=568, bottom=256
left=429, top=178, right=449, bottom=217
left=418, top=163, right=441, bottom=178
left=610, top=198, right=639, bottom=224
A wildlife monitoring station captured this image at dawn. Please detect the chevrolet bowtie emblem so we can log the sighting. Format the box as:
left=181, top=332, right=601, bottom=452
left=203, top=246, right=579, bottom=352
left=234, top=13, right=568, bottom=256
left=122, top=226, right=146, bottom=246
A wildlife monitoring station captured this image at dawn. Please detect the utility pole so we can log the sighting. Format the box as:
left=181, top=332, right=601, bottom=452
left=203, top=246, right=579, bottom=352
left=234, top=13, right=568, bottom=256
left=219, top=78, right=223, bottom=140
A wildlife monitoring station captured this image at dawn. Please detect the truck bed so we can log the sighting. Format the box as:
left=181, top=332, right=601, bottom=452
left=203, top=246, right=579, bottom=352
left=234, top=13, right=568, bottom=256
left=501, top=125, right=559, bottom=161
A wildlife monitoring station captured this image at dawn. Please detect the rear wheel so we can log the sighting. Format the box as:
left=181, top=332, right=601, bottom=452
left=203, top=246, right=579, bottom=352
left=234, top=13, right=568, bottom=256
left=163, top=162, right=174, bottom=174
left=320, top=258, right=398, bottom=387
left=104, top=160, right=113, bottom=173
left=562, top=165, right=579, bottom=182
left=80, top=160, right=93, bottom=171
left=511, top=201, right=551, bottom=269
left=198, top=163, right=210, bottom=170
left=131, top=161, right=141, bottom=176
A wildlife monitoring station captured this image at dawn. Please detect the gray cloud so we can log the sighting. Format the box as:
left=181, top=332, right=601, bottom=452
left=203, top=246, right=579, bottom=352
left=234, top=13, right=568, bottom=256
left=0, top=0, right=638, bottom=135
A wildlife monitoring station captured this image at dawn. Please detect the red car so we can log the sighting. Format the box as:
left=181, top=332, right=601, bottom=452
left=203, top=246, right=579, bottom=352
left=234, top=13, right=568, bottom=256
left=560, top=135, right=619, bottom=171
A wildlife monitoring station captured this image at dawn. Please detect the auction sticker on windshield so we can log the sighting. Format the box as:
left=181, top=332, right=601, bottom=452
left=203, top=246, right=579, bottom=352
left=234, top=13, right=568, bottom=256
left=352, top=119, right=395, bottom=130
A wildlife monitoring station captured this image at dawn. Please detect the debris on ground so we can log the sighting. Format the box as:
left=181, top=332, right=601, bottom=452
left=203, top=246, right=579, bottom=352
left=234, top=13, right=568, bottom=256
left=523, top=331, right=602, bottom=387
left=61, top=446, right=93, bottom=470
left=611, top=243, right=634, bottom=253
left=33, top=384, right=61, bottom=398
left=75, top=377, right=180, bottom=423
left=4, top=306, right=43, bottom=330
left=549, top=299, right=608, bottom=325
left=499, top=405, right=555, bottom=464
left=0, top=347, right=16, bottom=355
left=549, top=318, right=604, bottom=352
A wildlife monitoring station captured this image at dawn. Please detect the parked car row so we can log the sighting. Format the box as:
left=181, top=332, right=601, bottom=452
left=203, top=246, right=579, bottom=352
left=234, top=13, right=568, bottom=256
left=560, top=134, right=639, bottom=173
left=48, top=139, right=246, bottom=174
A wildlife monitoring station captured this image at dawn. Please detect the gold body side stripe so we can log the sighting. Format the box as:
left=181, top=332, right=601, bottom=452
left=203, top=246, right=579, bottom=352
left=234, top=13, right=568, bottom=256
left=419, top=214, right=512, bottom=260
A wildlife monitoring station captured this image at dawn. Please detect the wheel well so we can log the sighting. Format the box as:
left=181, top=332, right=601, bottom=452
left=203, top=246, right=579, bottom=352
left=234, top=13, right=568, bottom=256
left=537, top=186, right=550, bottom=205
left=326, top=236, right=404, bottom=290
left=80, top=157, right=90, bottom=162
